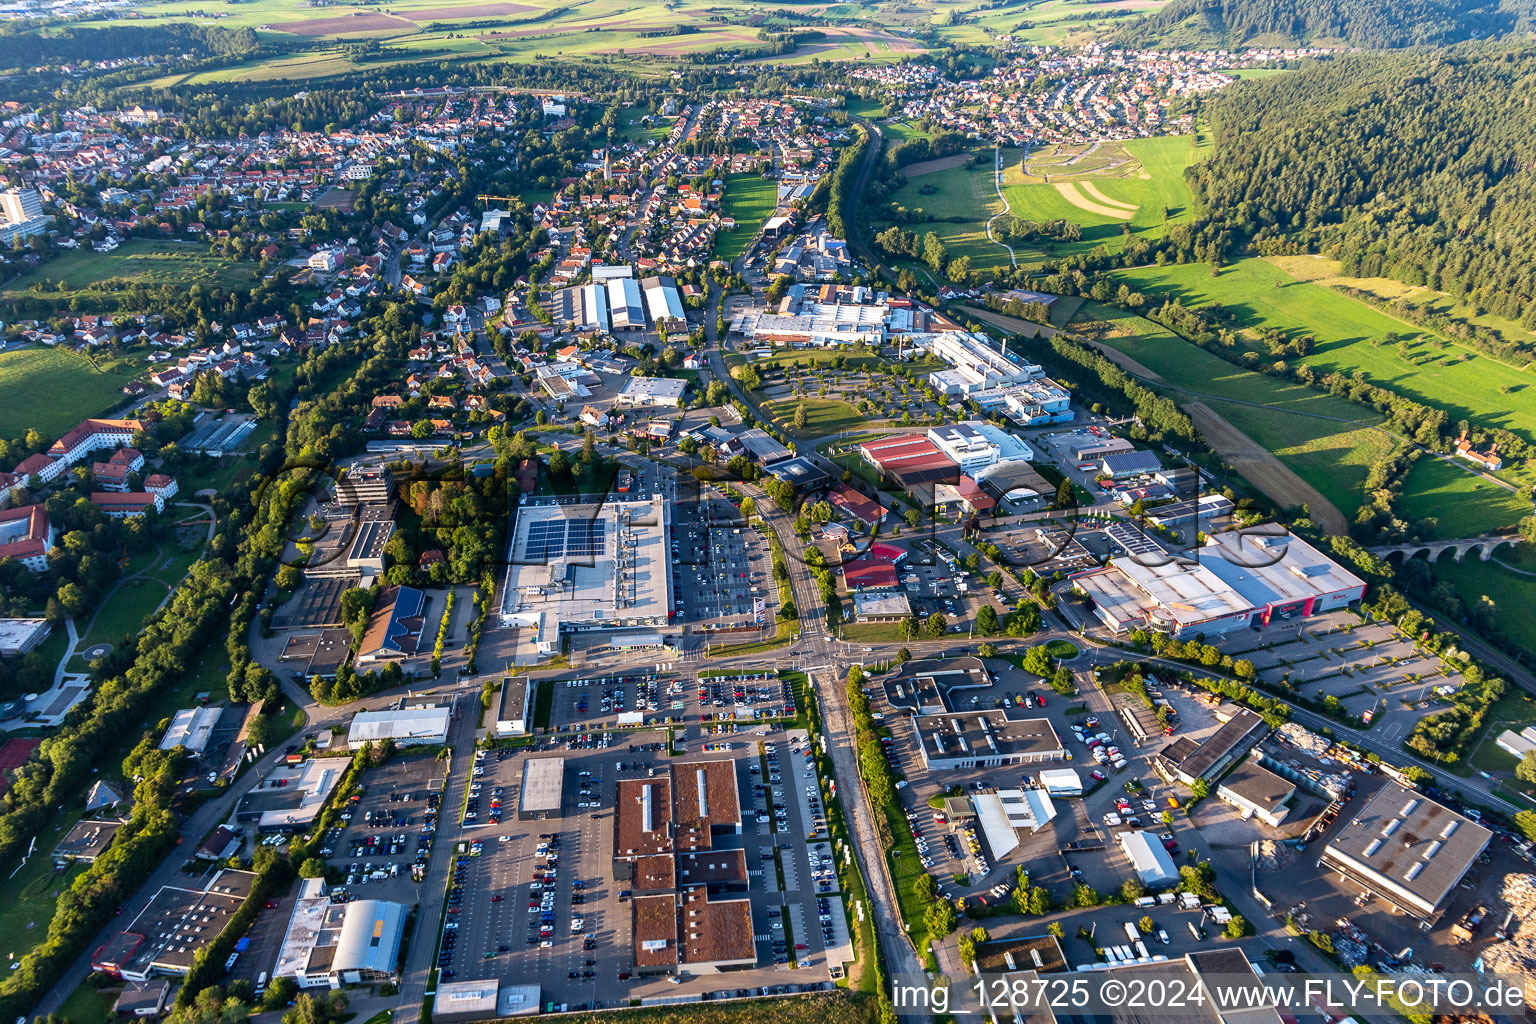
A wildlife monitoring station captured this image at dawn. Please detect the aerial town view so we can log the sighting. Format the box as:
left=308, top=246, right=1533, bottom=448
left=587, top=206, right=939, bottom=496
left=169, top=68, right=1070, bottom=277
left=1, top=3, right=1536, bottom=1024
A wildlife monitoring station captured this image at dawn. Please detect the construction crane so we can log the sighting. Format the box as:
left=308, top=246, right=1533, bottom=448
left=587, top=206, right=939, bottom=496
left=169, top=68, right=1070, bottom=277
left=475, top=194, right=519, bottom=204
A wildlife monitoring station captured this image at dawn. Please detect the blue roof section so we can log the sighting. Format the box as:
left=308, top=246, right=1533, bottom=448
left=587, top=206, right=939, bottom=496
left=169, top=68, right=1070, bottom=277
left=381, top=586, right=425, bottom=655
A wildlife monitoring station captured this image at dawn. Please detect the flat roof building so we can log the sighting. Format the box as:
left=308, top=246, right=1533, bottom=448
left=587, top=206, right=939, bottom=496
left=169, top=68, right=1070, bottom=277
left=519, top=758, right=565, bottom=820
left=1216, top=757, right=1295, bottom=827
left=927, top=421, right=1034, bottom=474
left=765, top=456, right=829, bottom=493
left=498, top=496, right=672, bottom=636
left=615, top=375, right=688, bottom=408
left=236, top=759, right=344, bottom=831
left=606, top=277, right=646, bottom=332
left=1155, top=708, right=1267, bottom=786
left=346, top=705, right=451, bottom=750
left=496, top=676, right=532, bottom=736
left=914, top=712, right=1064, bottom=770
left=858, top=434, right=957, bottom=487
left=0, top=617, right=50, bottom=658
left=274, top=880, right=407, bottom=988
left=1073, top=528, right=1365, bottom=638
left=102, top=869, right=256, bottom=981
left=54, top=819, right=124, bottom=865
left=1320, top=783, right=1491, bottom=921
left=356, top=585, right=427, bottom=662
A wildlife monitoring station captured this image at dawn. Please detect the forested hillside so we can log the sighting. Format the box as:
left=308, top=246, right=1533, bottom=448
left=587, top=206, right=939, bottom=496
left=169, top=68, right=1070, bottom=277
left=1185, top=46, right=1536, bottom=327
left=1115, top=0, right=1536, bottom=48
left=0, top=23, right=259, bottom=71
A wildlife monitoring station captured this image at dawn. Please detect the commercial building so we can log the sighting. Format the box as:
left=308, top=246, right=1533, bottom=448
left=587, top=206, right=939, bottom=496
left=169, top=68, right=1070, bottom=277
left=612, top=760, right=753, bottom=976
left=858, top=434, right=957, bottom=487
left=0, top=504, right=54, bottom=571
left=728, top=307, right=886, bottom=348
left=606, top=277, right=646, bottom=332
left=929, top=332, right=1037, bottom=388
left=851, top=590, right=912, bottom=622
left=1118, top=830, right=1179, bottom=887
left=93, top=869, right=257, bottom=981
left=1100, top=450, right=1163, bottom=479
left=1038, top=768, right=1083, bottom=797
left=765, top=456, right=830, bottom=493
left=356, top=585, right=427, bottom=662
left=827, top=483, right=886, bottom=527
left=927, top=421, right=1034, bottom=474
left=1320, top=784, right=1491, bottom=921
left=113, top=981, right=170, bottom=1018
left=972, top=788, right=1056, bottom=860
left=1215, top=757, right=1295, bottom=827
left=495, top=676, right=532, bottom=736
left=274, top=879, right=407, bottom=988
left=1154, top=708, right=1267, bottom=786
left=1072, top=529, right=1366, bottom=637
left=913, top=712, right=1064, bottom=770
left=1496, top=725, right=1536, bottom=760
left=974, top=461, right=1054, bottom=508
left=335, top=467, right=395, bottom=505
left=615, top=376, right=688, bottom=408
left=498, top=496, right=673, bottom=636
left=641, top=275, right=687, bottom=332
left=581, top=282, right=611, bottom=333
left=0, top=617, right=50, bottom=658
left=236, top=759, right=344, bottom=831
left=731, top=427, right=793, bottom=466
left=518, top=758, right=565, bottom=820
left=434, top=980, right=542, bottom=1021
left=346, top=705, right=451, bottom=750
left=159, top=706, right=223, bottom=757
left=1145, top=494, right=1235, bottom=529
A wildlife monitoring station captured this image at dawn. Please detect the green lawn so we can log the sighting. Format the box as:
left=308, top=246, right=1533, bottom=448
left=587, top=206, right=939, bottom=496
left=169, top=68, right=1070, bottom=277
left=1, top=239, right=254, bottom=300
left=0, top=346, right=136, bottom=439
left=1424, top=552, right=1536, bottom=662
left=1396, top=457, right=1533, bottom=537
left=57, top=978, right=115, bottom=1024
left=0, top=816, right=88, bottom=963
left=1113, top=257, right=1536, bottom=445
left=763, top=397, right=868, bottom=439
left=1070, top=302, right=1393, bottom=515
left=884, top=149, right=1009, bottom=272
left=714, top=173, right=778, bottom=261
left=77, top=578, right=171, bottom=656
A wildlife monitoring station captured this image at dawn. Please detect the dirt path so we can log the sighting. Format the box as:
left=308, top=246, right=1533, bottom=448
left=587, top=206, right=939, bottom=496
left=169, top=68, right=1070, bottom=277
left=985, top=144, right=1018, bottom=269
left=960, top=304, right=1057, bottom=339
left=1080, top=339, right=1164, bottom=381
left=1184, top=401, right=1350, bottom=535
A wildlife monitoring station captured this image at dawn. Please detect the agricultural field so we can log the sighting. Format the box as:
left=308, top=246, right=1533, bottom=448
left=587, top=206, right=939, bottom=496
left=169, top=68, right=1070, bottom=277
left=1419, top=551, right=1536, bottom=662
left=0, top=240, right=254, bottom=300
left=1068, top=302, right=1394, bottom=519
left=714, top=173, right=778, bottom=261
left=961, top=0, right=1172, bottom=45
left=995, top=134, right=1204, bottom=266
left=1396, top=457, right=1534, bottom=538
left=84, top=0, right=933, bottom=80
left=882, top=149, right=1009, bottom=272
left=0, top=346, right=136, bottom=440
left=1112, top=258, right=1536, bottom=445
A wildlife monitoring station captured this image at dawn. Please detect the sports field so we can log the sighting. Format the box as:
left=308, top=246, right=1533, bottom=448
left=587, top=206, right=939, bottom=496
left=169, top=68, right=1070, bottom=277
left=714, top=174, right=778, bottom=261
left=1069, top=302, right=1393, bottom=518
left=1113, top=258, right=1536, bottom=445
left=1396, top=457, right=1533, bottom=538
left=0, top=240, right=254, bottom=301
left=883, top=149, right=1009, bottom=272
left=997, top=135, right=1204, bottom=266
left=0, top=346, right=135, bottom=440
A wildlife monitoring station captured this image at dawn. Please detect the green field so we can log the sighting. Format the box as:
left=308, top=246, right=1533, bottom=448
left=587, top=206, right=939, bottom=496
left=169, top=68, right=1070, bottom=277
left=1, top=240, right=254, bottom=301
left=1396, top=457, right=1533, bottom=537
left=995, top=134, right=1204, bottom=267
left=0, top=346, right=135, bottom=440
left=714, top=174, right=778, bottom=261
left=1070, top=302, right=1392, bottom=515
left=883, top=149, right=1008, bottom=272
left=1112, top=257, right=1536, bottom=445
left=0, top=811, right=88, bottom=964
left=1420, top=551, right=1536, bottom=659
left=763, top=397, right=867, bottom=438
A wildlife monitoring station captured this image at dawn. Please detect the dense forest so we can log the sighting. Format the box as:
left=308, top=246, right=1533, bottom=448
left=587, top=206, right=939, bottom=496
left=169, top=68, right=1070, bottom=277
left=1184, top=45, right=1536, bottom=327
left=1114, top=0, right=1536, bottom=48
left=0, top=23, right=259, bottom=71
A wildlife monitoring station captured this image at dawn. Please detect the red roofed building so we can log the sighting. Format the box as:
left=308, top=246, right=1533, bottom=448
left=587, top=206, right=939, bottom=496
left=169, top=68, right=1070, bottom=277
left=143, top=474, right=178, bottom=500
left=90, top=492, right=164, bottom=518
left=90, top=447, right=144, bottom=491
left=840, top=541, right=906, bottom=591
left=858, top=434, right=957, bottom=486
left=0, top=504, right=54, bottom=572
left=956, top=476, right=996, bottom=513
left=828, top=483, right=887, bottom=527
left=14, top=452, right=63, bottom=487
left=49, top=419, right=145, bottom=468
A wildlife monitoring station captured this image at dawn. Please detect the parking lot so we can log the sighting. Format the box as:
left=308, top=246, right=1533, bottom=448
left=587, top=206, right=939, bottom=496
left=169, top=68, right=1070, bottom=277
left=316, top=753, right=447, bottom=904
left=544, top=670, right=799, bottom=737
left=672, top=495, right=776, bottom=630
left=437, top=726, right=842, bottom=1009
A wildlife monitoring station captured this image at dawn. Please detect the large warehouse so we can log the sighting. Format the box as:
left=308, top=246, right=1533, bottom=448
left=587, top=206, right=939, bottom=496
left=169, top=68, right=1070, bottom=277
left=1072, top=529, right=1366, bottom=637
left=498, top=496, right=672, bottom=638
left=858, top=434, right=958, bottom=487
left=346, top=705, right=451, bottom=749
left=1118, top=830, right=1179, bottom=887
left=1320, top=784, right=1491, bottom=921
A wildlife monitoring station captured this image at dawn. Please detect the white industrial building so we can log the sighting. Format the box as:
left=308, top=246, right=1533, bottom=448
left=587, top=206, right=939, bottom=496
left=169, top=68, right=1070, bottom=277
left=928, top=331, right=1038, bottom=389
left=641, top=275, right=687, bottom=331
left=614, top=376, right=688, bottom=408
left=159, top=706, right=223, bottom=757
left=1073, top=528, right=1366, bottom=638
left=274, top=879, right=407, bottom=988
left=346, top=705, right=451, bottom=749
left=1038, top=768, right=1083, bottom=797
left=1118, top=830, right=1179, bottom=887
left=498, top=496, right=673, bottom=639
left=927, top=421, right=1034, bottom=474
left=607, top=277, right=646, bottom=332
left=580, top=282, right=610, bottom=333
